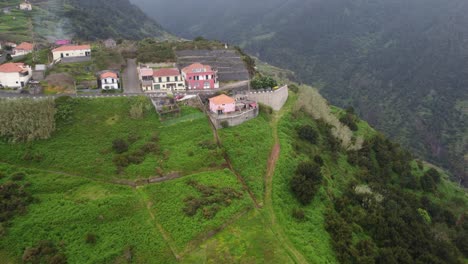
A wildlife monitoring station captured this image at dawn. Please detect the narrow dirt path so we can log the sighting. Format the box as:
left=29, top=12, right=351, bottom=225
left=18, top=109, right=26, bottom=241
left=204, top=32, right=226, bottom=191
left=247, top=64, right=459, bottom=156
left=136, top=190, right=181, bottom=261
left=263, top=107, right=309, bottom=264
left=204, top=106, right=261, bottom=209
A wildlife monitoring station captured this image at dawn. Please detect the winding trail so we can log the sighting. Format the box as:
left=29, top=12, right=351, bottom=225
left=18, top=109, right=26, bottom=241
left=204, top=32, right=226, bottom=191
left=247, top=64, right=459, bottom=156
left=262, top=105, right=309, bottom=264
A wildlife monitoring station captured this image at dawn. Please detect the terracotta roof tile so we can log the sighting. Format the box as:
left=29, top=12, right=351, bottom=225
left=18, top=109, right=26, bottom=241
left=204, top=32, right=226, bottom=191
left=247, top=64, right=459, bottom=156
left=209, top=94, right=235, bottom=105
left=153, top=68, right=180, bottom=77
left=52, top=45, right=91, bottom=52
left=100, top=71, right=118, bottom=79
left=0, top=63, right=28, bottom=73
left=15, top=42, right=33, bottom=51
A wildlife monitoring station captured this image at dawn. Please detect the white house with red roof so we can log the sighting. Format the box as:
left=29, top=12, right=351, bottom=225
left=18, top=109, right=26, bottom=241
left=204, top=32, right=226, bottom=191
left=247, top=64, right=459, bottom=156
left=99, top=71, right=119, bottom=90
left=0, top=62, right=32, bottom=88
left=12, top=42, right=34, bottom=57
left=52, top=45, right=91, bottom=61
left=151, top=68, right=185, bottom=92
left=181, top=63, right=219, bottom=90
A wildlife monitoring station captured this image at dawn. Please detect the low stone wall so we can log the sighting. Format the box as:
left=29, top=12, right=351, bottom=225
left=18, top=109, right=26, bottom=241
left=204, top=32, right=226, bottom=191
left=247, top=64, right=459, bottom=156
left=209, top=108, right=259, bottom=129
left=240, top=85, right=289, bottom=111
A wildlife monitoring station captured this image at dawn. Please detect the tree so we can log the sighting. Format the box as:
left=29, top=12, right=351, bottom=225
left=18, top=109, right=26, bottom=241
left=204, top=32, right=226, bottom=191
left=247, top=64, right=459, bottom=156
left=291, top=161, right=323, bottom=205
left=250, top=76, right=278, bottom=89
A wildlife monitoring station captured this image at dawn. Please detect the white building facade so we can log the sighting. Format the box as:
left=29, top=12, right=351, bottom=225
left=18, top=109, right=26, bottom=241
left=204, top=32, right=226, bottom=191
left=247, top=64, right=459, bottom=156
left=0, top=63, right=32, bottom=88
left=52, top=45, right=91, bottom=61
left=151, top=68, right=185, bottom=92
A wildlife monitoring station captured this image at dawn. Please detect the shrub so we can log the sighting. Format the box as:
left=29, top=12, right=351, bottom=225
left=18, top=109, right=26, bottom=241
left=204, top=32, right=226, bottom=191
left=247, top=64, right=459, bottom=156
left=22, top=240, right=66, bottom=264
left=85, top=233, right=97, bottom=244
left=291, top=161, right=323, bottom=205
left=0, top=181, right=34, bottom=223
left=129, top=103, right=144, bottom=119
left=314, top=155, right=324, bottom=166
left=10, top=172, right=26, bottom=181
left=292, top=208, right=306, bottom=221
left=141, top=142, right=159, bottom=154
left=289, top=84, right=299, bottom=93
left=54, top=96, right=74, bottom=124
left=113, top=154, right=129, bottom=168
left=112, top=139, right=129, bottom=154
left=297, top=125, right=318, bottom=144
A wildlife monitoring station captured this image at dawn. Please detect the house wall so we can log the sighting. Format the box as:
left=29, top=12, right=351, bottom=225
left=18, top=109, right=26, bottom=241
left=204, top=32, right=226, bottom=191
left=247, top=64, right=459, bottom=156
left=101, top=77, right=119, bottom=90
left=0, top=70, right=32, bottom=88
left=151, top=75, right=185, bottom=92
left=209, top=101, right=236, bottom=113
left=12, top=49, right=32, bottom=57
left=183, top=71, right=219, bottom=89
left=209, top=108, right=259, bottom=129
left=52, top=49, right=91, bottom=61
left=245, top=85, right=289, bottom=111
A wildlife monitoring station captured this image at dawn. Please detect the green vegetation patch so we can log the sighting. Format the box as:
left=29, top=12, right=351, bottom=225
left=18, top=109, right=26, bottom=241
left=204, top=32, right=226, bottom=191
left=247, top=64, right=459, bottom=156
left=219, top=112, right=274, bottom=203
left=0, top=164, right=175, bottom=264
left=139, top=170, right=252, bottom=252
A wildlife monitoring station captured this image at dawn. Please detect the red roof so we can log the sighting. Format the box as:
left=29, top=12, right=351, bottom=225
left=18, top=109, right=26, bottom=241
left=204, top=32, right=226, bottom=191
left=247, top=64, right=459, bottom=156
left=153, top=68, right=180, bottom=77
left=182, top=63, right=213, bottom=74
left=52, top=45, right=91, bottom=52
left=100, top=71, right=118, bottom=79
left=0, top=63, right=28, bottom=73
left=209, top=94, right=235, bottom=105
left=15, top=42, right=33, bottom=51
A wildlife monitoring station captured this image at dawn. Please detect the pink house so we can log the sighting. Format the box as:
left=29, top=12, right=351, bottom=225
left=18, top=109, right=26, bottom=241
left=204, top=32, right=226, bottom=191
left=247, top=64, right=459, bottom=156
left=209, top=94, right=236, bottom=114
left=181, top=63, right=219, bottom=90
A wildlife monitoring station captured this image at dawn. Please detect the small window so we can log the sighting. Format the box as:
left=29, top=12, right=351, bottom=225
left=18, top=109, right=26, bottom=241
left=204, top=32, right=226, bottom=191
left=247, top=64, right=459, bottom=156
left=158, top=77, right=162, bottom=83
left=175, top=76, right=178, bottom=81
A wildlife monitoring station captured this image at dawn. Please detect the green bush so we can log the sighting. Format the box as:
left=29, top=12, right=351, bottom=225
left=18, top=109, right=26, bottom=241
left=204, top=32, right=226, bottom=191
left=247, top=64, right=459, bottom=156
left=292, top=208, right=306, bottom=221
left=10, top=172, right=26, bottom=181
left=85, top=233, right=97, bottom=245
left=251, top=76, right=278, bottom=89
left=22, top=240, right=66, bottom=264
left=290, top=161, right=323, bottom=205
left=289, top=84, right=299, bottom=93
left=112, top=139, right=129, bottom=154
left=297, top=125, right=319, bottom=144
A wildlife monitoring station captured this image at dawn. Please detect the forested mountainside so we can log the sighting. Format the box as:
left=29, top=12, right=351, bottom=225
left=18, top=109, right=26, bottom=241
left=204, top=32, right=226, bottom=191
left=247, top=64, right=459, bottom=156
left=28, top=0, right=169, bottom=41
left=131, top=0, right=468, bottom=185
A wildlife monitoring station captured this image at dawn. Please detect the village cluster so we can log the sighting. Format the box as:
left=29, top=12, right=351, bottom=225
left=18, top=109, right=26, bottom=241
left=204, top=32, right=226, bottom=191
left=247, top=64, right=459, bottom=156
left=0, top=1, right=288, bottom=127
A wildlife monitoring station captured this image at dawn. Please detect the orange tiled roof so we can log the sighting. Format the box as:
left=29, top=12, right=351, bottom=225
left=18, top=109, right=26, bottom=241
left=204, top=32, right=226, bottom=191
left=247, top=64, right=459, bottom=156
left=52, top=45, right=91, bottom=52
left=209, top=94, right=235, bottom=105
left=100, top=71, right=118, bottom=79
left=15, top=42, right=33, bottom=51
left=0, top=63, right=28, bottom=73
left=153, top=68, right=180, bottom=77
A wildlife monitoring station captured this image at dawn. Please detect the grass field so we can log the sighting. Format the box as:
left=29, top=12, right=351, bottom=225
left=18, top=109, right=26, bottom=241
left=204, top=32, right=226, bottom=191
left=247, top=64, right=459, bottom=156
left=0, top=97, right=223, bottom=182
left=0, top=163, right=176, bottom=264
left=140, top=169, right=253, bottom=253
left=219, top=112, right=274, bottom=203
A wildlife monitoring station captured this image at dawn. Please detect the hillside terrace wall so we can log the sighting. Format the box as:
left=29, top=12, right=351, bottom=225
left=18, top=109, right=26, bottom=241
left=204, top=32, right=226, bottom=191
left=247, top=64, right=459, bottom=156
left=236, top=85, right=289, bottom=111
left=209, top=108, right=259, bottom=129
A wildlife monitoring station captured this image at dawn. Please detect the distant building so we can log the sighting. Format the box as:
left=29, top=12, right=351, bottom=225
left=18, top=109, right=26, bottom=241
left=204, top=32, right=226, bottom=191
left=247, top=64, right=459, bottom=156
left=209, top=94, right=236, bottom=114
left=152, top=68, right=185, bottom=92
left=138, top=67, right=154, bottom=91
left=181, top=63, right=219, bottom=90
left=12, top=42, right=34, bottom=57
left=104, top=38, right=117, bottom=48
left=99, top=71, right=120, bottom=90
left=55, top=39, right=71, bottom=46
left=0, top=62, right=32, bottom=88
left=52, top=45, right=91, bottom=61
left=19, top=2, right=32, bottom=11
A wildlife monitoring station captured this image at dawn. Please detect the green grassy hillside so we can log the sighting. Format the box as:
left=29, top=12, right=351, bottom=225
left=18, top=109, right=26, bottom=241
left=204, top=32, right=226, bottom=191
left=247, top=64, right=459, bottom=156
left=0, top=90, right=466, bottom=263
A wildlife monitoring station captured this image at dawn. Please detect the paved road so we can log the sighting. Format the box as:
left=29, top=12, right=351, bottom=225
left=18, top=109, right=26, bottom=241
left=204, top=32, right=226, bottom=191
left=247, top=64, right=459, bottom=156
left=123, top=59, right=142, bottom=94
